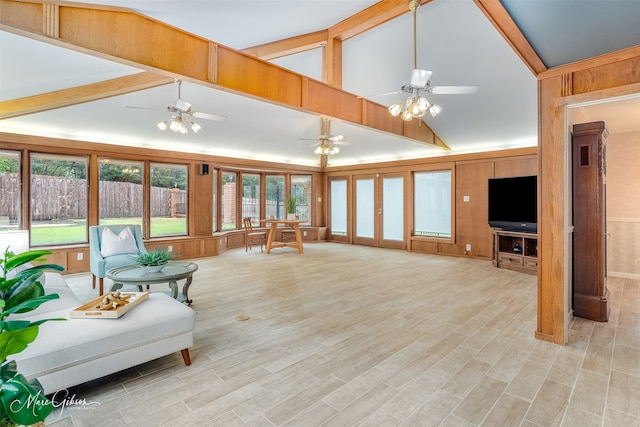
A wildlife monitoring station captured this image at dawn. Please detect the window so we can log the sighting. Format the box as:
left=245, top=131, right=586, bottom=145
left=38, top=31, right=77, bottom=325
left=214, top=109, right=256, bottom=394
left=291, top=175, right=312, bottom=224
left=99, top=159, right=143, bottom=227
left=221, top=171, right=237, bottom=229
left=241, top=173, right=261, bottom=224
left=150, top=162, right=187, bottom=237
left=30, top=153, right=88, bottom=245
left=330, top=179, right=347, bottom=235
left=414, top=170, right=452, bottom=238
left=266, top=175, right=285, bottom=219
left=0, top=150, right=20, bottom=231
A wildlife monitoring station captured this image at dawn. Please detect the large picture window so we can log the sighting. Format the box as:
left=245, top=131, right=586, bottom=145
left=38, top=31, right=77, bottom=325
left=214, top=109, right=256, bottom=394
left=291, top=175, right=312, bottom=224
left=0, top=150, right=20, bottom=231
left=266, top=175, right=285, bottom=219
left=150, top=162, right=187, bottom=237
left=241, top=173, right=261, bottom=224
left=30, top=153, right=88, bottom=245
left=221, top=171, right=237, bottom=229
left=414, top=170, right=452, bottom=238
left=99, top=159, right=143, bottom=227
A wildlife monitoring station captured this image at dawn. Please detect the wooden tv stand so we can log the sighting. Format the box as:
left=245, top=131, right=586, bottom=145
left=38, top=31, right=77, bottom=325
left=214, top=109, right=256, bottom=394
left=492, top=229, right=538, bottom=275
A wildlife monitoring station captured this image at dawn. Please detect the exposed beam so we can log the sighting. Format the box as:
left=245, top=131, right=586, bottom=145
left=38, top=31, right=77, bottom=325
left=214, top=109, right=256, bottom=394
left=0, top=72, right=173, bottom=119
left=243, top=0, right=433, bottom=61
left=328, top=0, right=433, bottom=42
left=241, top=30, right=327, bottom=61
left=473, top=0, right=547, bottom=76
left=0, top=0, right=446, bottom=149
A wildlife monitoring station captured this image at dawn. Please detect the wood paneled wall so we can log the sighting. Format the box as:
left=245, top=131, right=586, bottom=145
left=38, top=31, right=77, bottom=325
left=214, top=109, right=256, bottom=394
left=537, top=45, right=640, bottom=344
left=325, top=148, right=537, bottom=260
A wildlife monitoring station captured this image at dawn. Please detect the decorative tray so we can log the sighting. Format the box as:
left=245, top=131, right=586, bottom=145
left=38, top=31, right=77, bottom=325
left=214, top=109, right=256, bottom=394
left=70, top=292, right=149, bottom=319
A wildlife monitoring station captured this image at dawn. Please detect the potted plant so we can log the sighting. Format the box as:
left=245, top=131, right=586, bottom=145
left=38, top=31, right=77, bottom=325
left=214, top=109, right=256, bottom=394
left=285, top=196, right=297, bottom=220
left=133, top=248, right=172, bottom=272
left=1, top=247, right=64, bottom=427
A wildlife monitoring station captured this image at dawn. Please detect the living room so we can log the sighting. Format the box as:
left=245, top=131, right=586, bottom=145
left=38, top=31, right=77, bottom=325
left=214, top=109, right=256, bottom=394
left=1, top=0, right=640, bottom=425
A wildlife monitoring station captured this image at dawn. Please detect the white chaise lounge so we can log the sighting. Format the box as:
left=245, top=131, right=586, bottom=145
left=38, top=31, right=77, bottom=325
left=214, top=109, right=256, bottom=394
left=11, top=272, right=196, bottom=394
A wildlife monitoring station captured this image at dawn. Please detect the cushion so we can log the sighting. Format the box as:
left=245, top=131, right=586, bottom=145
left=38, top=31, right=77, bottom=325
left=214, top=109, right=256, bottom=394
left=100, top=226, right=138, bottom=257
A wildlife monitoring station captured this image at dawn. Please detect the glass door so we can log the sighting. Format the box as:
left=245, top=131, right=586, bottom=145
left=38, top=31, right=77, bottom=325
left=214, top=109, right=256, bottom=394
left=353, top=174, right=404, bottom=248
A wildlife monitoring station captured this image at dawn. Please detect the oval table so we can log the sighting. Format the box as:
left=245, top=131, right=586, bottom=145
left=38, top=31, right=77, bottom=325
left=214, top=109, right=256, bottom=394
left=106, top=261, right=198, bottom=305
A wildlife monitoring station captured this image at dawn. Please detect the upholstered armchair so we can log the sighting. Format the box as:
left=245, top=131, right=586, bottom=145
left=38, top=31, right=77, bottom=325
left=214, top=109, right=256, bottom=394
left=89, top=224, right=147, bottom=295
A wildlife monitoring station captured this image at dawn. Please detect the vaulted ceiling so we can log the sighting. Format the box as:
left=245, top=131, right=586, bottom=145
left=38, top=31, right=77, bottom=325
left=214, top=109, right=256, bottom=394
left=1, top=0, right=639, bottom=167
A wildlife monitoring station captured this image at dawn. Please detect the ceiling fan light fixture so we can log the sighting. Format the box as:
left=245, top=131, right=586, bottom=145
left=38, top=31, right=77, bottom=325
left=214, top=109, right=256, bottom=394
left=401, top=109, right=414, bottom=121
left=157, top=121, right=168, bottom=131
left=389, top=103, right=403, bottom=117
left=190, top=122, right=201, bottom=133
left=429, top=104, right=443, bottom=117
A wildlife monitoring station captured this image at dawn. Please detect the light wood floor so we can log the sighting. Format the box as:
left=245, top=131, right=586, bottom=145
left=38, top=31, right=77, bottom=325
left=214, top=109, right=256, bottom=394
left=49, top=243, right=639, bottom=427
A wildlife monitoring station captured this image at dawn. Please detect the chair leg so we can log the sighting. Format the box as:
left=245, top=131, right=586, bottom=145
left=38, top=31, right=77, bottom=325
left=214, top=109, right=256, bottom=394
left=99, top=278, right=104, bottom=295
left=92, top=275, right=96, bottom=289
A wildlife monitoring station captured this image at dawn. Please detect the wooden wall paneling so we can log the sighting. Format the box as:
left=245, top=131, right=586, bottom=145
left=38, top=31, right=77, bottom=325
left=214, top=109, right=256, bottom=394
left=455, top=161, right=494, bottom=258
left=494, top=156, right=537, bottom=178
left=66, top=248, right=89, bottom=272
left=572, top=55, right=640, bottom=94
left=410, top=240, right=437, bottom=253
left=191, top=163, right=213, bottom=236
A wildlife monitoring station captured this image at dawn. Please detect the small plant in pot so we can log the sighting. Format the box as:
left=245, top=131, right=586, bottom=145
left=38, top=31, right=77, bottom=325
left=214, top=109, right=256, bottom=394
left=285, top=196, right=297, bottom=220
left=1, top=247, right=64, bottom=427
left=134, top=248, right=172, bottom=272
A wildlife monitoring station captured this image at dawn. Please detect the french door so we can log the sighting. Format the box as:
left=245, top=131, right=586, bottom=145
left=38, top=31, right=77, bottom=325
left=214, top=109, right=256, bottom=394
left=353, top=174, right=404, bottom=249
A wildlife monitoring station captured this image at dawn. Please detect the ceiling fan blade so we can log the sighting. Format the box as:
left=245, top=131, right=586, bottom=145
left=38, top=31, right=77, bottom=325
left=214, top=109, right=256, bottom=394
left=191, top=111, right=227, bottom=121
left=125, top=106, right=166, bottom=111
left=430, top=85, right=479, bottom=95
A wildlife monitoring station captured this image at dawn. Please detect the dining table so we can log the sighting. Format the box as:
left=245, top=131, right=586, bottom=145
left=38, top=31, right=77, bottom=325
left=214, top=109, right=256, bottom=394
left=261, top=218, right=306, bottom=254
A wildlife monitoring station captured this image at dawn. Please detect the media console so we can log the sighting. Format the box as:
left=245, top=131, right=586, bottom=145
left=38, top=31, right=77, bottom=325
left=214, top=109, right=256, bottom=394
left=492, top=229, right=538, bottom=275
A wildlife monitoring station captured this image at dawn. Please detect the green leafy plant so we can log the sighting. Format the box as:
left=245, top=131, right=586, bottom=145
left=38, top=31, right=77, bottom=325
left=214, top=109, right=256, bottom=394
left=285, top=196, right=297, bottom=215
left=134, top=248, right=172, bottom=267
left=1, top=247, right=64, bottom=426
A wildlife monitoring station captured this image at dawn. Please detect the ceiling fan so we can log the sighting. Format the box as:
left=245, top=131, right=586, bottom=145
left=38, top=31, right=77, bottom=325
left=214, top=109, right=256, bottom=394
left=126, top=79, right=226, bottom=134
left=387, top=0, right=478, bottom=121
left=301, top=117, right=350, bottom=156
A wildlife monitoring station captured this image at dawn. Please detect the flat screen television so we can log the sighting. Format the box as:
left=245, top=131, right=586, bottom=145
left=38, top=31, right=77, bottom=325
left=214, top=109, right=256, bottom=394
left=488, top=175, right=537, bottom=233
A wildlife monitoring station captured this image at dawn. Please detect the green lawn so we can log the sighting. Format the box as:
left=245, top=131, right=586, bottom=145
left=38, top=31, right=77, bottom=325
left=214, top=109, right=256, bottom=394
left=30, top=218, right=187, bottom=246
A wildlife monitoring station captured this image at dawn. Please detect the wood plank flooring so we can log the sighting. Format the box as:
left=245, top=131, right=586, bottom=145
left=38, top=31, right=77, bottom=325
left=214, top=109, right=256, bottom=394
left=49, top=243, right=639, bottom=426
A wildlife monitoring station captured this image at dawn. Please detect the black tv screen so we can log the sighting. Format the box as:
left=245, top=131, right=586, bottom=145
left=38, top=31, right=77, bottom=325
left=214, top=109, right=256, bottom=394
left=488, top=175, right=537, bottom=233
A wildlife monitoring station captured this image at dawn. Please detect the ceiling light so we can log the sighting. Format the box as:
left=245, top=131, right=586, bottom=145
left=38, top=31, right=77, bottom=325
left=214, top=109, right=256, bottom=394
left=157, top=112, right=200, bottom=135
left=314, top=141, right=340, bottom=156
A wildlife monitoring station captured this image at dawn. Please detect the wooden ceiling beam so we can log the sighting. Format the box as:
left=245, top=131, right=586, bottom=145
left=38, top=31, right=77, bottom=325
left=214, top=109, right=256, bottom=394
left=243, top=0, right=434, bottom=61
left=0, top=72, right=173, bottom=119
left=473, top=0, right=547, bottom=75
left=0, top=0, right=446, bottom=149
left=241, top=30, right=327, bottom=61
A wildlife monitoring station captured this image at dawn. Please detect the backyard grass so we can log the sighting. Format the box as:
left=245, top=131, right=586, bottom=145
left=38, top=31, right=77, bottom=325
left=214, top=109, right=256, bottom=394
left=30, top=218, right=187, bottom=246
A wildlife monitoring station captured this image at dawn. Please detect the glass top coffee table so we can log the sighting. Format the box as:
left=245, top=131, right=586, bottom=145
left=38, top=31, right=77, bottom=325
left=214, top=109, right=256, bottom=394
left=106, top=261, right=198, bottom=305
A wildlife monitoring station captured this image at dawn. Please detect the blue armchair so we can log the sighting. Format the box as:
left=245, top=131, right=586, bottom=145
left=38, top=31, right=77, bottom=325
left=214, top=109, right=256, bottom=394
left=89, top=224, right=147, bottom=295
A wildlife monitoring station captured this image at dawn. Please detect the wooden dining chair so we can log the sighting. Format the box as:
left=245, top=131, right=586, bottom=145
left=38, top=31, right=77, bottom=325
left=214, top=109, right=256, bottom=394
left=243, top=217, right=267, bottom=252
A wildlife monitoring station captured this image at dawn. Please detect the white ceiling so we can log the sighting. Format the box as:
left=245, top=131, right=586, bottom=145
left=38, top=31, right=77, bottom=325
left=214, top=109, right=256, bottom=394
left=0, top=0, right=638, bottom=167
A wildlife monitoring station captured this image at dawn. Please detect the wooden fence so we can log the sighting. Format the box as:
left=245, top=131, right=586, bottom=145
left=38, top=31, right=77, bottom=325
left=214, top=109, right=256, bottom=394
left=0, top=174, right=185, bottom=221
